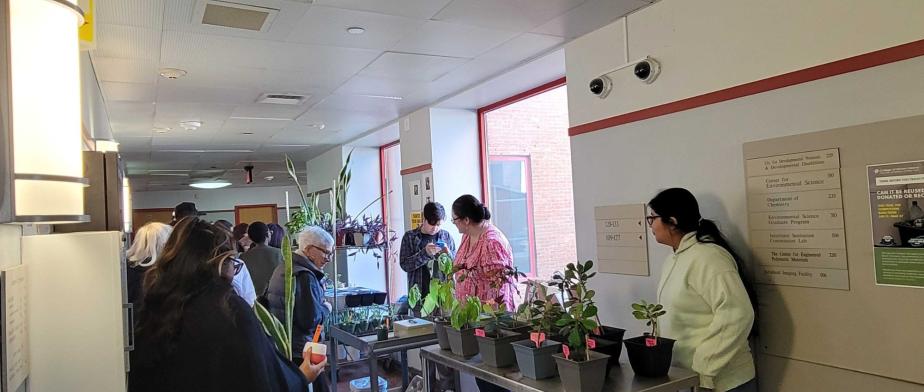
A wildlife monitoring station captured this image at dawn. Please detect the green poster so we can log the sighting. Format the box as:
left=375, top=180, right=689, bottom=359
left=868, top=160, right=924, bottom=287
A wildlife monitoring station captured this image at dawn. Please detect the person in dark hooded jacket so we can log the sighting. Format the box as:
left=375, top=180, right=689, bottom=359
left=266, top=226, right=333, bottom=392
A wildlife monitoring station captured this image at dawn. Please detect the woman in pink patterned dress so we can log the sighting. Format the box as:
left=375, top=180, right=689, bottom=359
left=451, top=194, right=517, bottom=312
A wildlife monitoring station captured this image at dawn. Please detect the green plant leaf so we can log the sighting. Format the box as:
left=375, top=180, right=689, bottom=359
left=583, top=306, right=597, bottom=318
left=254, top=302, right=291, bottom=359
left=584, top=260, right=594, bottom=271
left=582, top=319, right=597, bottom=330
left=282, top=232, right=294, bottom=360
left=631, top=303, right=645, bottom=311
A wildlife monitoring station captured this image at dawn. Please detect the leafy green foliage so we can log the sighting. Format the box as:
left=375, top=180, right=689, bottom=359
left=254, top=223, right=297, bottom=359
left=518, top=291, right=564, bottom=335
left=408, top=284, right=421, bottom=310
left=421, top=254, right=456, bottom=320
left=335, top=149, right=353, bottom=218
left=284, top=155, right=325, bottom=235
left=555, top=260, right=599, bottom=361
left=450, top=296, right=483, bottom=330
left=631, top=300, right=666, bottom=338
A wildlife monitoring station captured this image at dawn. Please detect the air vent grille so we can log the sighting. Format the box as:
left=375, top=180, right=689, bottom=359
left=197, top=1, right=278, bottom=32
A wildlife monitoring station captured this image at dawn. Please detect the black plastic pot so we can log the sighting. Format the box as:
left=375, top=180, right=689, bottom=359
left=445, top=327, right=479, bottom=358
left=372, top=292, right=387, bottom=305
left=475, top=330, right=521, bottom=368
left=553, top=350, right=610, bottom=392
left=624, top=336, right=675, bottom=377
left=433, top=320, right=451, bottom=350
left=359, top=290, right=374, bottom=306
left=512, top=339, right=561, bottom=380
left=502, top=322, right=532, bottom=335
left=377, top=328, right=389, bottom=341
left=345, top=294, right=362, bottom=308
left=591, top=326, right=626, bottom=374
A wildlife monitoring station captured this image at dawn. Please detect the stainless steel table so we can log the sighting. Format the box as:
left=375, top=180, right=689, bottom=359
left=419, top=345, right=700, bottom=392
left=329, top=325, right=438, bottom=392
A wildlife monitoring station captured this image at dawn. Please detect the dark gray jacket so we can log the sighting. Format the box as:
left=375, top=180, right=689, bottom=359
left=240, top=244, right=282, bottom=295
left=266, top=252, right=328, bottom=360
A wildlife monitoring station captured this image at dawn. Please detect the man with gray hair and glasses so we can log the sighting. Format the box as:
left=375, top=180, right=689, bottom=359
left=266, top=226, right=334, bottom=392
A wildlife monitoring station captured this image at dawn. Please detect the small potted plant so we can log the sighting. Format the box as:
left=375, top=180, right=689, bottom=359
left=445, top=296, right=482, bottom=358
left=421, top=254, right=457, bottom=350
left=473, top=299, right=523, bottom=367
left=377, top=316, right=390, bottom=341
left=624, top=300, right=673, bottom=377
left=552, top=260, right=610, bottom=392
left=512, top=289, right=564, bottom=380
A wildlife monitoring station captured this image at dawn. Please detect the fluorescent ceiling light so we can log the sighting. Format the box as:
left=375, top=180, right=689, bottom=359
left=190, top=181, right=232, bottom=189
left=229, top=116, right=294, bottom=121
left=346, top=26, right=365, bottom=34
left=160, top=149, right=254, bottom=153
left=356, top=94, right=403, bottom=100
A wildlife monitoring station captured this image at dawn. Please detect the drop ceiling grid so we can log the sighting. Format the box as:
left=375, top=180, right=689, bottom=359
left=531, top=0, right=652, bottom=39
left=431, top=0, right=587, bottom=32
left=101, top=82, right=158, bottom=103
left=314, top=0, right=453, bottom=19
left=92, top=57, right=160, bottom=84
left=163, top=0, right=311, bottom=42
left=285, top=6, right=425, bottom=50
left=95, top=0, right=165, bottom=30
left=390, top=21, right=521, bottom=58
left=94, top=24, right=163, bottom=61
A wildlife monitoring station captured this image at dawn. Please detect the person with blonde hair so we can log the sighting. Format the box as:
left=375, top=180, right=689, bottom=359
left=127, top=222, right=173, bottom=309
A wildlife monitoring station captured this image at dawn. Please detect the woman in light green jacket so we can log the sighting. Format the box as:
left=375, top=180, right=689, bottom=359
left=647, top=188, right=757, bottom=392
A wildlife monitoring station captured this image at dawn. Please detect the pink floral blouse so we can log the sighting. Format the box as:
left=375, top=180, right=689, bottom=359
left=453, top=224, right=516, bottom=312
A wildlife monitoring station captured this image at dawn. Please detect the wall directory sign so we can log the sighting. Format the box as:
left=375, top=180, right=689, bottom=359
left=867, top=160, right=924, bottom=288
left=594, top=204, right=649, bottom=276
left=1, top=265, right=28, bottom=392
left=745, top=148, right=850, bottom=290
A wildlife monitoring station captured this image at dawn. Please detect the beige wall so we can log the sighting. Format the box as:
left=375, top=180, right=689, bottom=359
left=565, top=0, right=924, bottom=389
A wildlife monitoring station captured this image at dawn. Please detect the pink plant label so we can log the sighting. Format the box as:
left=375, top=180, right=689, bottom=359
left=530, top=332, right=546, bottom=348
left=645, top=337, right=657, bottom=347
left=562, top=345, right=571, bottom=359
left=586, top=338, right=596, bottom=349
left=474, top=328, right=486, bottom=337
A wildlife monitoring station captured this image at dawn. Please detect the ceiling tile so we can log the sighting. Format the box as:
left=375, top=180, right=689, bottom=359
left=358, top=52, right=468, bottom=82
left=532, top=0, right=650, bottom=38
left=114, top=136, right=153, bottom=152
left=221, top=118, right=292, bottom=132
left=314, top=0, right=452, bottom=19
left=154, top=102, right=238, bottom=122
left=107, top=101, right=156, bottom=124
left=92, top=57, right=158, bottom=84
left=392, top=21, right=519, bottom=58
left=161, top=30, right=276, bottom=68
left=156, top=83, right=258, bottom=105
left=170, top=64, right=268, bottom=90
left=101, top=82, right=157, bottom=103
left=163, top=0, right=311, bottom=42
left=94, top=24, right=161, bottom=60
left=96, top=0, right=165, bottom=29
left=479, top=33, right=566, bottom=62
left=314, top=94, right=402, bottom=118
left=334, top=75, right=426, bottom=98
left=230, top=103, right=314, bottom=121
left=286, top=6, right=424, bottom=50
left=151, top=135, right=221, bottom=147
left=432, top=0, right=585, bottom=32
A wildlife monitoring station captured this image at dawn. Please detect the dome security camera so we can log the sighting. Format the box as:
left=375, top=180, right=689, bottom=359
left=588, top=76, right=612, bottom=99
left=633, top=58, right=661, bottom=84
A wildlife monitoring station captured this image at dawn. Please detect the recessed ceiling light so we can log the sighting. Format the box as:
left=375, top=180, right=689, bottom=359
left=356, top=94, right=403, bottom=100
left=159, top=67, right=188, bottom=79
left=346, top=26, right=365, bottom=35
left=190, top=181, right=232, bottom=189
left=242, top=132, right=254, bottom=135
left=153, top=127, right=171, bottom=134
left=179, top=120, right=202, bottom=131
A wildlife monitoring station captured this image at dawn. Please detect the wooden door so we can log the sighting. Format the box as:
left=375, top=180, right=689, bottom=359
left=235, top=204, right=278, bottom=225
left=132, top=208, right=174, bottom=233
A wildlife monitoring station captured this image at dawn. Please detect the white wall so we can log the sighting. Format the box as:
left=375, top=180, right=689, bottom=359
left=566, top=0, right=924, bottom=128
left=430, top=108, right=482, bottom=246
left=399, top=108, right=432, bottom=171
left=565, top=0, right=924, bottom=388
left=343, top=146, right=383, bottom=219
left=306, top=147, right=344, bottom=194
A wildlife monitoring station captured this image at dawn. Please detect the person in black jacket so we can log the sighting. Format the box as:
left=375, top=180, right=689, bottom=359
left=129, top=217, right=326, bottom=392
left=266, top=225, right=333, bottom=392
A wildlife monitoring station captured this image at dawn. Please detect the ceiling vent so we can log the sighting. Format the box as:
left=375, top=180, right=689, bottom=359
left=195, top=1, right=278, bottom=32
left=256, top=93, right=310, bottom=105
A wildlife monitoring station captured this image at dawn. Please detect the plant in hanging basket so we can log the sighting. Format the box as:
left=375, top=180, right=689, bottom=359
left=624, top=300, right=674, bottom=377
left=552, top=260, right=610, bottom=392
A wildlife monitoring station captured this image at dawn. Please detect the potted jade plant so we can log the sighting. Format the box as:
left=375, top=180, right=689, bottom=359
left=446, top=296, right=482, bottom=358
left=552, top=260, right=610, bottom=392
left=421, top=253, right=457, bottom=350
left=512, top=288, right=564, bottom=380
left=624, top=300, right=673, bottom=377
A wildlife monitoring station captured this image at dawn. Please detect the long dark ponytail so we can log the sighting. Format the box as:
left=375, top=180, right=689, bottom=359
left=649, top=188, right=759, bottom=337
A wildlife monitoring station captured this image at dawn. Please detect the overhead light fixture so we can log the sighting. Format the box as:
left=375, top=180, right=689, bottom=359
left=241, top=132, right=254, bottom=135
left=189, top=181, right=232, bottom=189
left=4, top=0, right=89, bottom=224
left=159, top=67, right=188, bottom=79
left=160, top=149, right=254, bottom=153
left=179, top=120, right=202, bottom=131
left=94, top=140, right=120, bottom=152
left=346, top=26, right=365, bottom=35
left=153, top=127, right=171, bottom=134
left=356, top=94, right=403, bottom=100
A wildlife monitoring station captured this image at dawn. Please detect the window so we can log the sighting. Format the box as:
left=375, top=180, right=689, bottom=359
left=479, top=78, right=576, bottom=279
left=380, top=142, right=405, bottom=301
left=488, top=156, right=536, bottom=275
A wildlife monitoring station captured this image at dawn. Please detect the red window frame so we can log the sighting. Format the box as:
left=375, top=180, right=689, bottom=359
left=477, top=76, right=566, bottom=277
left=379, top=140, right=400, bottom=226
left=486, top=155, right=537, bottom=276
